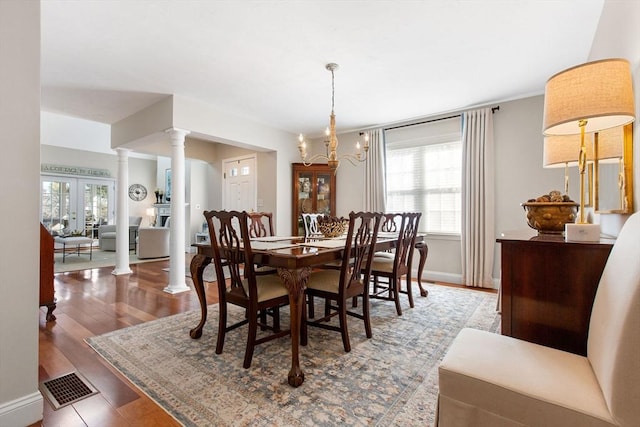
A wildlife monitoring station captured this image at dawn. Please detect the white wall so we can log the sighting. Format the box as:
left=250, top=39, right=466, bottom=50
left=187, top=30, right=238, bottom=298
left=0, top=1, right=43, bottom=425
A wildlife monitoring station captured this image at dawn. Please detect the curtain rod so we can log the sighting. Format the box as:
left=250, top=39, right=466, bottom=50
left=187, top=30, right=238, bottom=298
left=383, top=106, right=500, bottom=132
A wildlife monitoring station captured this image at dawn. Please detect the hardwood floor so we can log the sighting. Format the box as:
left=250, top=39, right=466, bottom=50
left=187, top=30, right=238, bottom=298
left=33, top=256, right=495, bottom=426
left=33, top=255, right=219, bottom=427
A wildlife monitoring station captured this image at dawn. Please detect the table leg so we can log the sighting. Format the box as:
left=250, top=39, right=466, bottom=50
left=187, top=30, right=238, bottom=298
left=277, top=266, right=311, bottom=387
left=415, top=242, right=429, bottom=297
left=189, top=254, right=212, bottom=339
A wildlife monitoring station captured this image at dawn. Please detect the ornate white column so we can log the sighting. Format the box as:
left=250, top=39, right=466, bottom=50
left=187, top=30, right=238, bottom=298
left=113, top=148, right=132, bottom=275
left=164, top=128, right=191, bottom=294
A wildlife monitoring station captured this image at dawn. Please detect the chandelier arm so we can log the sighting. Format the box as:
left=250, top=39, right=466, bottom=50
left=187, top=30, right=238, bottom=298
left=338, top=152, right=368, bottom=166
left=302, top=153, right=331, bottom=167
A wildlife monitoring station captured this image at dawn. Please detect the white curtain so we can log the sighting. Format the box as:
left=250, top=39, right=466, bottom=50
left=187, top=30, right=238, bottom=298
left=363, top=128, right=387, bottom=212
left=461, top=108, right=495, bottom=288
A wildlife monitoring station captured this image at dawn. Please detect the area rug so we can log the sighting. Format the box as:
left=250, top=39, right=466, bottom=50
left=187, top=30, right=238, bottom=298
left=55, top=249, right=168, bottom=273
left=87, top=284, right=500, bottom=426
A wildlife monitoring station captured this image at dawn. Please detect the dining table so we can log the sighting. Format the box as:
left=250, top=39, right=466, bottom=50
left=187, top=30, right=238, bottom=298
left=189, top=232, right=428, bottom=387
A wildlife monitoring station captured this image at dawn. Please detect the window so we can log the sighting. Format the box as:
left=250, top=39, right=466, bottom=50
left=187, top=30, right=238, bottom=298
left=385, top=117, right=462, bottom=234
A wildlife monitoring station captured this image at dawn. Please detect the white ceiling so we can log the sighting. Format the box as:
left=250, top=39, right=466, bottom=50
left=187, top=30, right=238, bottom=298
left=41, top=0, right=607, bottom=138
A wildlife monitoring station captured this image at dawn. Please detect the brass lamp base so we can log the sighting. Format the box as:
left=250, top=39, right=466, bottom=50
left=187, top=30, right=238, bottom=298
left=565, top=223, right=600, bottom=242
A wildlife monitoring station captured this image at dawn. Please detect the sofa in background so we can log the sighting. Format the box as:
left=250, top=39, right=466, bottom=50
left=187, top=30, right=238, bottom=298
left=98, top=216, right=142, bottom=251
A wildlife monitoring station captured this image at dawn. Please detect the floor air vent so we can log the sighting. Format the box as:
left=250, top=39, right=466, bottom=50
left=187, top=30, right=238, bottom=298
left=40, top=372, right=99, bottom=409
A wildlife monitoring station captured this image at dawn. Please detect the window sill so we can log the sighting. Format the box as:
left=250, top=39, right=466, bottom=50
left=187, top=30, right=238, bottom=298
left=423, top=233, right=460, bottom=241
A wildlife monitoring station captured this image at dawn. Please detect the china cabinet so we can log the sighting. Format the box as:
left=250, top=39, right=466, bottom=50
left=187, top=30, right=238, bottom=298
left=291, top=163, right=336, bottom=235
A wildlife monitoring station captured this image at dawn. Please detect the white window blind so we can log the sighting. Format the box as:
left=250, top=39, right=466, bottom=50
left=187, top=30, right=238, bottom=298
left=385, top=117, right=462, bottom=234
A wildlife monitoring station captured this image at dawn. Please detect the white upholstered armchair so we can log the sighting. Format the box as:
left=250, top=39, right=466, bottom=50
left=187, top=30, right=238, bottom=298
left=98, top=216, right=142, bottom=251
left=136, top=217, right=170, bottom=259
left=436, top=211, right=640, bottom=426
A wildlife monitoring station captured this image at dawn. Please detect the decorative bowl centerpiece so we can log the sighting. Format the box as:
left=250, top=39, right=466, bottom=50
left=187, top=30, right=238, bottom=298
left=318, top=216, right=349, bottom=238
left=521, top=191, right=578, bottom=235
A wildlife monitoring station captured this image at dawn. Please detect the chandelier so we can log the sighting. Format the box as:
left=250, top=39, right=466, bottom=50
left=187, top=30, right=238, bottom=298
left=297, top=63, right=369, bottom=172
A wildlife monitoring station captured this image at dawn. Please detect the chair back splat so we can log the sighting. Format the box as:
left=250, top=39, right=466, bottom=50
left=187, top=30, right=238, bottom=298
left=203, top=210, right=290, bottom=368
left=381, top=213, right=401, bottom=233
left=247, top=212, right=274, bottom=238
left=301, top=213, right=325, bottom=238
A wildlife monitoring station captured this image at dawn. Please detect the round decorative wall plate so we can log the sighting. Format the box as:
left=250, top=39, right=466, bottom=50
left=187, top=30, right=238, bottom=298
left=128, top=184, right=147, bottom=201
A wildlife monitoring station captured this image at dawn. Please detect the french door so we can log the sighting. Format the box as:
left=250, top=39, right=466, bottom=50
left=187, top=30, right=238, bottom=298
left=41, top=175, right=115, bottom=237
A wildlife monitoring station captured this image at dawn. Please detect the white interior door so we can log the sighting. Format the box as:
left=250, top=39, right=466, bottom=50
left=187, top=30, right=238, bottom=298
left=223, top=155, right=257, bottom=212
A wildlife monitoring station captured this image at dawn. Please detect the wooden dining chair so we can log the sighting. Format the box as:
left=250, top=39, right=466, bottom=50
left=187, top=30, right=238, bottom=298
left=368, top=212, right=422, bottom=316
left=247, top=211, right=274, bottom=238
left=301, top=213, right=324, bottom=238
left=203, top=210, right=290, bottom=368
left=303, top=211, right=382, bottom=352
left=246, top=212, right=278, bottom=276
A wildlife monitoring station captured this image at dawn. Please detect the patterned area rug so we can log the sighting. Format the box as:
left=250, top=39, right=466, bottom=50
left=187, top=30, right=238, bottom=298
left=87, top=284, right=500, bottom=426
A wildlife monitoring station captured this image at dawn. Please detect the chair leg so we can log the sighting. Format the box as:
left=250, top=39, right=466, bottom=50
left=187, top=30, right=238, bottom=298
left=273, top=306, right=281, bottom=332
left=393, top=277, right=403, bottom=316
left=405, top=274, right=415, bottom=308
left=324, top=298, right=331, bottom=317
left=363, top=292, right=372, bottom=339
left=243, top=310, right=258, bottom=369
left=339, top=299, right=351, bottom=352
left=301, top=299, right=308, bottom=346
left=216, top=303, right=227, bottom=354
left=259, top=309, right=267, bottom=331
left=308, top=294, right=315, bottom=319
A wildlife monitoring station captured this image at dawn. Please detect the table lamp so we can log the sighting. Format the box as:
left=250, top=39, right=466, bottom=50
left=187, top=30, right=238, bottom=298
left=542, top=58, right=635, bottom=241
left=146, top=207, right=156, bottom=227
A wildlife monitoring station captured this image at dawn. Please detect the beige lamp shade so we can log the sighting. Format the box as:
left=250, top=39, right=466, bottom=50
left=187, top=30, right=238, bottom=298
left=543, top=133, right=594, bottom=167
left=543, top=58, right=635, bottom=135
left=595, top=125, right=624, bottom=161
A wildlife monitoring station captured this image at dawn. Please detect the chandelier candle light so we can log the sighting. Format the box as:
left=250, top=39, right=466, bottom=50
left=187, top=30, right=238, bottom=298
left=298, top=63, right=369, bottom=172
left=542, top=58, right=635, bottom=242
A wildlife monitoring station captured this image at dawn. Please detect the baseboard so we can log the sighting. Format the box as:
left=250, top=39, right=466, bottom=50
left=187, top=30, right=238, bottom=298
left=0, top=391, right=43, bottom=427
left=416, top=270, right=500, bottom=290
left=419, top=270, right=462, bottom=286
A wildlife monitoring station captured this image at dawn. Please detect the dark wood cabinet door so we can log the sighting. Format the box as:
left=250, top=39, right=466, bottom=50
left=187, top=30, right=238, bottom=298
left=498, top=234, right=613, bottom=355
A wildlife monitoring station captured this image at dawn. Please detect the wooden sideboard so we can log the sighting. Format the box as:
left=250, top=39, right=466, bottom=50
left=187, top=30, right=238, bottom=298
left=497, top=232, right=614, bottom=356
